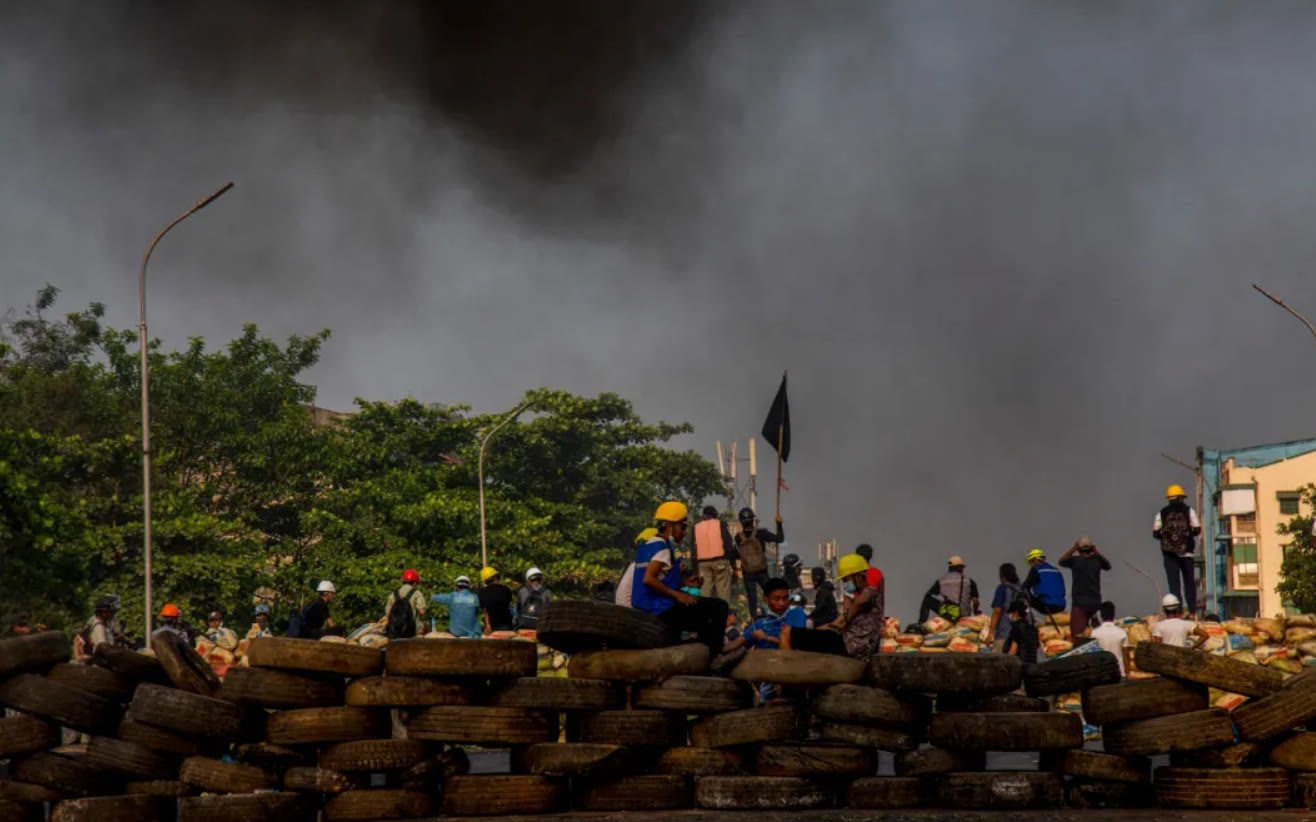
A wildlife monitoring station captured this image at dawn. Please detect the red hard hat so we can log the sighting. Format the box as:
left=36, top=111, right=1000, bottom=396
left=159, top=603, right=181, bottom=618
left=402, top=569, right=420, bottom=584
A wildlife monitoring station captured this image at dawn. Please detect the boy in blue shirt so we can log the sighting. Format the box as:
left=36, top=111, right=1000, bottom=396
left=748, top=578, right=804, bottom=703
left=786, top=592, right=810, bottom=629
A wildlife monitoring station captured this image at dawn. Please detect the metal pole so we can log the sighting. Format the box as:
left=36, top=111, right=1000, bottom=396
left=478, top=401, right=530, bottom=570
left=139, top=182, right=233, bottom=641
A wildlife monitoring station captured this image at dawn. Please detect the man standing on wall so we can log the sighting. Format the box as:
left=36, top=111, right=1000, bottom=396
left=1154, top=484, right=1202, bottom=614
left=693, top=506, right=738, bottom=604
left=734, top=507, right=785, bottom=618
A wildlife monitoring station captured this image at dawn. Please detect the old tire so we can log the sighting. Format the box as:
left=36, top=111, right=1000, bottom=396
left=1135, top=641, right=1282, bottom=697
left=1067, top=779, right=1152, bottom=809
left=930, top=711, right=1082, bottom=751
left=511, top=743, right=628, bottom=777
left=1041, top=749, right=1150, bottom=783
left=265, top=707, right=388, bottom=745
left=322, top=789, right=432, bottom=820
left=50, top=796, right=170, bottom=822
left=124, top=780, right=197, bottom=797
left=1171, top=741, right=1268, bottom=769
left=813, top=684, right=930, bottom=727
left=536, top=600, right=669, bottom=653
left=845, top=777, right=925, bottom=809
left=654, top=747, right=747, bottom=776
left=689, top=705, right=797, bottom=749
left=567, top=644, right=709, bottom=681
left=633, top=676, right=751, bottom=713
left=0, top=673, right=119, bottom=735
left=117, top=720, right=216, bottom=758
left=92, top=645, right=166, bottom=683
left=85, top=736, right=179, bottom=780
left=178, top=794, right=315, bottom=822
left=10, top=753, right=111, bottom=797
left=179, top=756, right=277, bottom=793
left=819, top=722, right=919, bottom=752
left=246, top=637, right=383, bottom=677
left=440, top=775, right=566, bottom=816
left=0, top=631, right=70, bottom=677
left=0, top=799, right=38, bottom=822
left=1294, top=773, right=1316, bottom=808
left=126, top=684, right=244, bottom=738
left=0, top=716, right=60, bottom=758
left=0, top=779, right=68, bottom=803
left=1233, top=673, right=1316, bottom=741
left=729, top=649, right=865, bottom=685
left=46, top=663, right=137, bottom=703
left=488, top=677, right=624, bottom=711
left=939, top=771, right=1065, bottom=810
left=218, top=666, right=344, bottom=709
left=150, top=631, right=219, bottom=697
left=318, top=740, right=430, bottom=772
left=577, top=775, right=690, bottom=811
left=1023, top=652, right=1121, bottom=697
left=938, top=693, right=1049, bottom=713
left=754, top=744, right=874, bottom=777
left=1270, top=732, right=1316, bottom=770
left=408, top=706, right=555, bottom=745
left=894, top=747, right=986, bottom=777
left=283, top=766, right=369, bottom=794
left=695, top=776, right=829, bottom=810
left=567, top=710, right=685, bottom=747
left=343, top=676, right=472, bottom=708
left=867, top=653, right=1022, bottom=695
left=385, top=638, right=534, bottom=678
left=1081, top=677, right=1208, bottom=725
left=1154, top=766, right=1290, bottom=809
left=1102, top=708, right=1235, bottom=757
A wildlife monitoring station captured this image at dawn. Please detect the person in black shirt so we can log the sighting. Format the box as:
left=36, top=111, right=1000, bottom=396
left=1004, top=598, right=1039, bottom=665
left=809, top=566, right=838, bottom=627
left=1058, top=536, right=1111, bottom=641
left=478, top=567, right=515, bottom=633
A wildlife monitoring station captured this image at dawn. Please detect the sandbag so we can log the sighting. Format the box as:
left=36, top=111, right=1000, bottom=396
left=1254, top=617, right=1285, bottom=643
left=922, top=617, right=952, bottom=635
left=1222, top=619, right=1253, bottom=636
left=921, top=633, right=950, bottom=649
left=894, top=634, right=923, bottom=648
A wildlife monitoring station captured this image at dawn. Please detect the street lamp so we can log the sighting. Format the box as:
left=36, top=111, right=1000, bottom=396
left=139, top=182, right=233, bottom=641
left=478, top=401, right=530, bottom=570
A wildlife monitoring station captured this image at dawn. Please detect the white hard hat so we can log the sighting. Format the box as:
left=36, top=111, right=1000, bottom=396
left=317, top=580, right=337, bottom=593
left=454, top=575, right=472, bottom=587
left=1161, top=593, right=1181, bottom=608
left=526, top=567, right=544, bottom=582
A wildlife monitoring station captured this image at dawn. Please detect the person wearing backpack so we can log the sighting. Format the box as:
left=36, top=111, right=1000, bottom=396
left=733, top=507, right=785, bottom=618
left=298, top=580, right=337, bottom=640
left=986, top=563, right=1026, bottom=652
left=516, top=568, right=553, bottom=631
left=384, top=570, right=427, bottom=640
left=916, top=556, right=979, bottom=624
left=1154, top=484, right=1202, bottom=614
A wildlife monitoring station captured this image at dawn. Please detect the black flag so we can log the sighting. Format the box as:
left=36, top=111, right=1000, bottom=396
left=761, top=373, right=791, bottom=463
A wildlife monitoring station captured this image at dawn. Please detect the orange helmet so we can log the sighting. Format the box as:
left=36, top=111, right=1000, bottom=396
left=402, top=569, right=420, bottom=584
left=159, top=603, right=181, bottom=618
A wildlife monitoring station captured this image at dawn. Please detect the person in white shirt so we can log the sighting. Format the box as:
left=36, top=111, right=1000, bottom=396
left=615, top=528, right=658, bottom=608
left=1089, top=601, right=1131, bottom=678
left=1152, top=593, right=1208, bottom=650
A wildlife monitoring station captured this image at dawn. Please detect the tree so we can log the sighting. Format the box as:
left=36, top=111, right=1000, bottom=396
left=1277, top=484, right=1316, bottom=613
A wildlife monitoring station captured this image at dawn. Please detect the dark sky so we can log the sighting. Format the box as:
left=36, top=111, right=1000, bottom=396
left=5, top=1, right=1316, bottom=620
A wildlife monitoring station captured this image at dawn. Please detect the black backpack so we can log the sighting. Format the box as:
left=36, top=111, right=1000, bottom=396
left=519, top=588, right=546, bottom=629
left=286, top=605, right=303, bottom=638
left=386, top=586, right=417, bottom=639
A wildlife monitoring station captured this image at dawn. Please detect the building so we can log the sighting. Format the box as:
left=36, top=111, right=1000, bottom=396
left=1200, top=437, right=1316, bottom=618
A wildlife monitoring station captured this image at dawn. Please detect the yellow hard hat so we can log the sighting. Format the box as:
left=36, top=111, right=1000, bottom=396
left=1026, top=548, right=1045, bottom=563
left=1166, top=484, right=1187, bottom=499
left=480, top=566, right=499, bottom=583
left=654, top=501, right=689, bottom=524
left=634, top=527, right=659, bottom=545
left=838, top=554, right=868, bottom=579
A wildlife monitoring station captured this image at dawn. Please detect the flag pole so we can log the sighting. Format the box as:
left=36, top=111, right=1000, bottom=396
left=776, top=423, right=784, bottom=518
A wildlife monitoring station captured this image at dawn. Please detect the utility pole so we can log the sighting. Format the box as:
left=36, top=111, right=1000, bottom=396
left=748, top=437, right=758, bottom=515
left=478, top=401, right=530, bottom=570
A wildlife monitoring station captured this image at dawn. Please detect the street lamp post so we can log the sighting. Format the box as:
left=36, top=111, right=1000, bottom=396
left=139, top=182, right=233, bottom=641
left=478, top=401, right=530, bottom=570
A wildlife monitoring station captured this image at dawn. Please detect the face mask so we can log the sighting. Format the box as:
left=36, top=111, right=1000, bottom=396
left=681, top=586, right=702, bottom=597
left=842, top=581, right=857, bottom=596
left=530, top=582, right=543, bottom=591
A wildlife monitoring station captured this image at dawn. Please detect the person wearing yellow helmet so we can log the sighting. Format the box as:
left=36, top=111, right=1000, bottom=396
left=781, top=552, right=884, bottom=659
left=633, top=501, right=730, bottom=659
left=477, top=566, right=515, bottom=634
left=1154, top=484, right=1202, bottom=615
left=1022, top=549, right=1066, bottom=623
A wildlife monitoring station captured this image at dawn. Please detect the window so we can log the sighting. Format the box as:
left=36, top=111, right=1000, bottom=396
left=1235, top=512, right=1257, bottom=534
left=1233, top=541, right=1258, bottom=587
left=1279, top=492, right=1301, bottom=516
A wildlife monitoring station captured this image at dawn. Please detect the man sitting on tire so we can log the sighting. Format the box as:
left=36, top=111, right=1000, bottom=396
left=516, top=567, right=553, bottom=631
left=780, top=553, right=884, bottom=659
left=384, top=570, right=427, bottom=639
left=431, top=576, right=482, bottom=638
left=633, top=501, right=730, bottom=659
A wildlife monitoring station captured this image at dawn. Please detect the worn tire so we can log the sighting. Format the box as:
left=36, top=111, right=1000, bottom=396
left=1103, top=708, right=1235, bottom=757
left=124, top=780, right=197, bottom=797
left=10, top=753, right=112, bottom=797
left=488, top=677, right=624, bottom=711
left=568, top=644, right=709, bottom=681
left=116, top=719, right=216, bottom=758
left=1294, top=773, right=1316, bottom=808
left=813, top=684, right=930, bottom=727
left=689, top=705, right=797, bottom=749
left=694, top=776, right=829, bottom=810
left=343, top=676, right=472, bottom=707
left=819, top=722, right=919, bottom=752
left=1234, top=672, right=1316, bottom=741
left=536, top=600, right=670, bottom=653
left=511, top=743, right=629, bottom=777
left=754, top=744, right=875, bottom=777
left=50, top=795, right=170, bottom=822
left=1040, top=749, right=1150, bottom=783
left=385, top=638, right=535, bottom=677
left=867, top=653, right=1022, bottom=695
left=894, top=747, right=986, bottom=777
left=939, top=771, right=1065, bottom=809
left=85, top=736, right=179, bottom=780
left=1154, top=766, right=1290, bottom=809
left=233, top=742, right=307, bottom=770
left=929, top=712, right=1082, bottom=751
left=318, top=740, right=430, bottom=772
left=1135, top=642, right=1282, bottom=697
left=568, top=710, right=685, bottom=747
left=0, top=799, right=37, bottom=822
left=126, top=684, right=244, bottom=738
left=1024, top=652, right=1121, bottom=697
left=46, top=663, right=137, bottom=703
left=265, top=707, right=388, bottom=745
left=0, top=631, right=70, bottom=677
left=938, top=693, right=1049, bottom=713
left=652, top=745, right=746, bottom=776
left=246, top=637, right=383, bottom=677
left=178, top=793, right=315, bottom=822
left=1081, top=677, right=1208, bottom=725
left=1270, top=732, right=1316, bottom=770
left=150, top=631, right=219, bottom=697
left=0, top=673, right=119, bottom=735
left=633, top=676, right=751, bottom=713
left=92, top=645, right=166, bottom=683
left=1067, top=779, right=1152, bottom=809
left=322, top=789, right=432, bottom=820
left=440, top=775, right=566, bottom=816
left=845, top=777, right=925, bottom=809
left=1172, top=742, right=1268, bottom=769
left=409, top=706, right=555, bottom=745
left=729, top=649, right=865, bottom=685
left=0, top=779, right=68, bottom=803
left=577, top=775, right=690, bottom=811
left=218, top=666, right=344, bottom=709
left=179, top=756, right=277, bottom=793
left=0, top=715, right=60, bottom=758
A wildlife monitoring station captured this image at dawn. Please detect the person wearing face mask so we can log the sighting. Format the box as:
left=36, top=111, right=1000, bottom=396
left=516, top=568, right=553, bottom=631
left=634, top=501, right=729, bottom=659
left=1058, top=536, right=1110, bottom=640
left=781, top=554, right=884, bottom=659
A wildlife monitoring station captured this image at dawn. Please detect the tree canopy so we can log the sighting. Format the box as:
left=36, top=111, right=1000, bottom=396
left=1277, top=484, right=1316, bottom=613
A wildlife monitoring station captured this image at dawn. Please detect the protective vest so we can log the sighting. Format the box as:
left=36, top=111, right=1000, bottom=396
left=632, top=538, right=682, bottom=615
left=1030, top=562, right=1067, bottom=609
left=938, top=571, right=974, bottom=618
left=694, top=519, right=725, bottom=561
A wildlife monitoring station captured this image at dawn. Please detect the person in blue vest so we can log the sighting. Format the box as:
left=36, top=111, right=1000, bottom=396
left=1022, top=548, right=1067, bottom=626
left=633, top=501, right=730, bottom=659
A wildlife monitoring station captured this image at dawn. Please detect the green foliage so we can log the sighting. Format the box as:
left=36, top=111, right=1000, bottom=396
left=0, top=287, right=721, bottom=641
left=1277, top=484, right=1316, bottom=612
